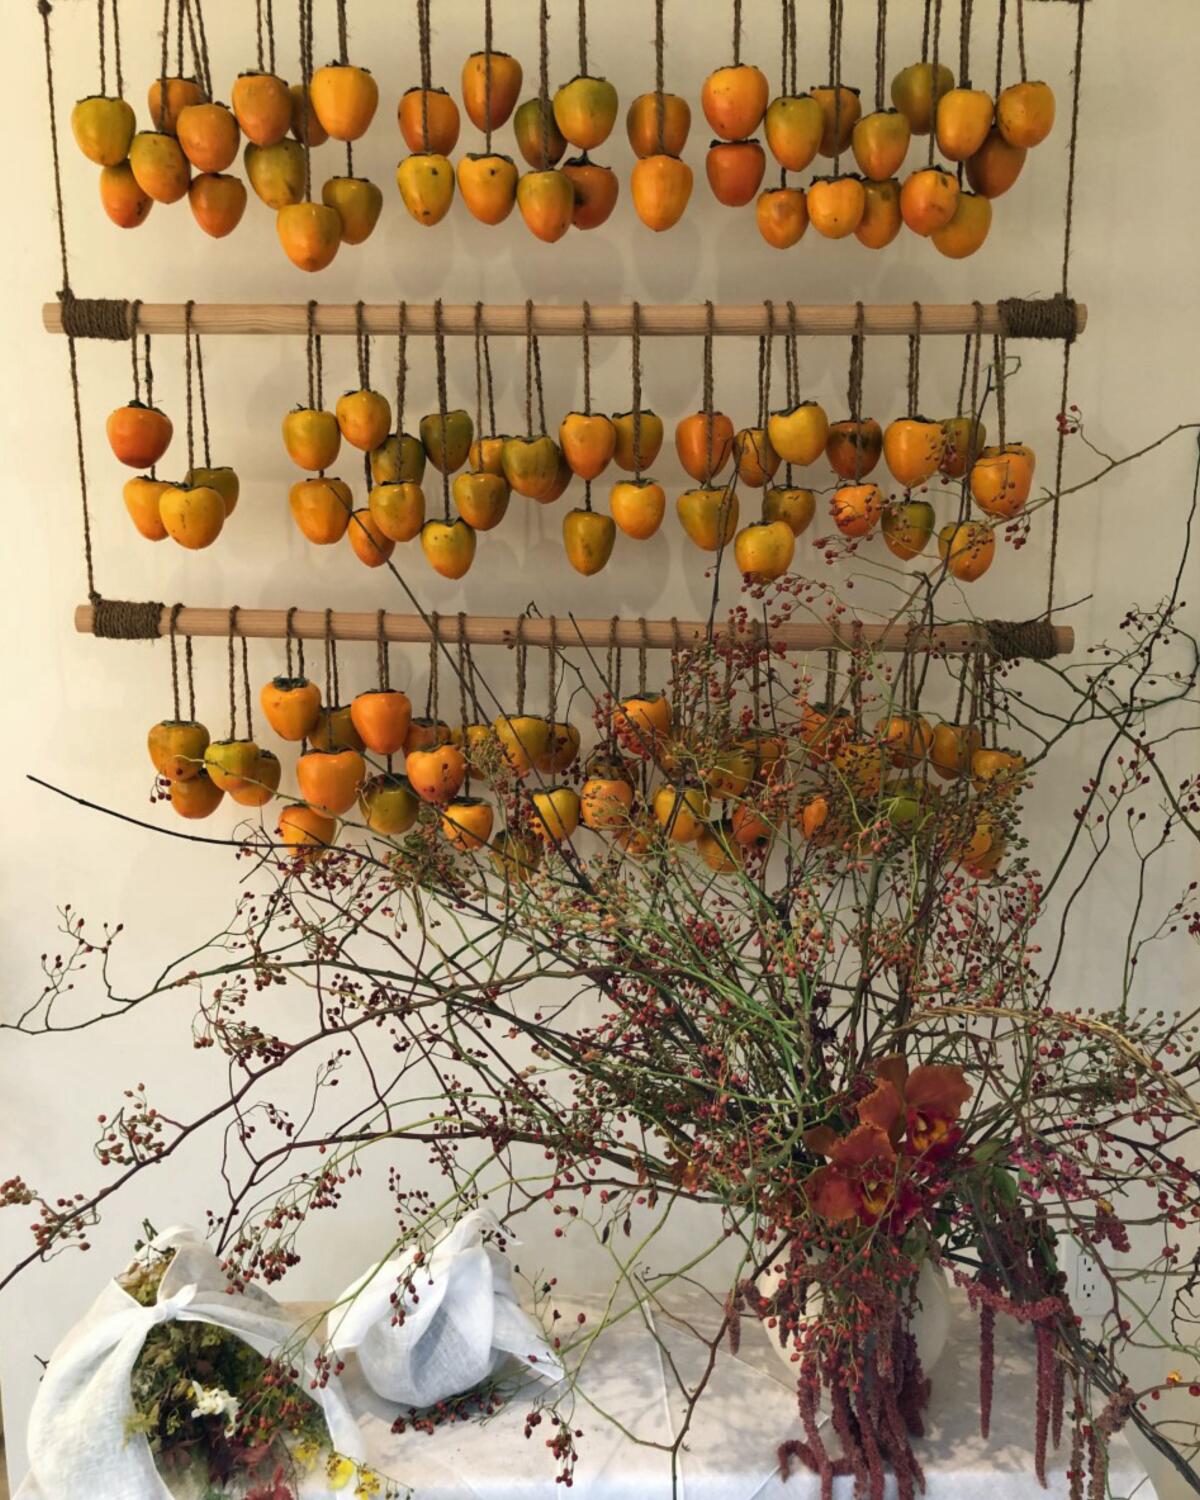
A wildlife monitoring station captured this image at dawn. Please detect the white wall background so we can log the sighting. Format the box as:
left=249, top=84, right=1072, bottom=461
left=2, top=0, right=1198, bottom=1493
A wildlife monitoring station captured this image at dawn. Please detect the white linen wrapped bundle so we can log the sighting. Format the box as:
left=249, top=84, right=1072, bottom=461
left=329, top=1210, right=562, bottom=1408
left=21, top=1225, right=364, bottom=1500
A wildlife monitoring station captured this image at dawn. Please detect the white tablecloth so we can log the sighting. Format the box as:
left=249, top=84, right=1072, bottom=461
left=16, top=1290, right=1158, bottom=1499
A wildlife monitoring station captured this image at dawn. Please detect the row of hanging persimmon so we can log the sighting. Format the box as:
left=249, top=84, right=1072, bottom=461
left=68, top=0, right=1057, bottom=260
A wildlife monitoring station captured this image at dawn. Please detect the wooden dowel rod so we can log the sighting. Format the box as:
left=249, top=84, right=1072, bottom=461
left=44, top=301, right=1087, bottom=339
left=74, top=605, right=1074, bottom=657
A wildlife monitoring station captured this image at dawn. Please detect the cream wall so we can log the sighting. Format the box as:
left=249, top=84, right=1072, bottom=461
left=2, top=0, right=1198, bottom=1493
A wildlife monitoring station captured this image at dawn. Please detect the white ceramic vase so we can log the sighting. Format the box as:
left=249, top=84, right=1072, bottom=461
left=754, top=1257, right=951, bottom=1378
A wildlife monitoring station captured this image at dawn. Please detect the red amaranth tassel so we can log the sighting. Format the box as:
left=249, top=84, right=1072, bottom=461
left=979, top=1299, right=996, bottom=1440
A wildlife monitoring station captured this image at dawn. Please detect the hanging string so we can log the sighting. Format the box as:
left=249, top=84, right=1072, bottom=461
left=377, top=608, right=390, bottom=689
left=483, top=325, right=496, bottom=435
left=241, top=635, right=255, bottom=742
left=265, top=0, right=275, bottom=72
left=457, top=613, right=471, bottom=730
left=184, top=632, right=196, bottom=721
left=433, top=298, right=453, bottom=521
left=873, top=0, right=888, bottom=111
left=354, top=299, right=369, bottom=389
left=702, top=300, right=716, bottom=483
left=537, top=0, right=551, bottom=169
left=993, top=334, right=1007, bottom=446
left=194, top=325, right=211, bottom=468
left=129, top=300, right=142, bottom=402
left=920, top=0, right=931, bottom=61
left=784, top=299, right=799, bottom=486
left=97, top=0, right=107, bottom=95
left=533, top=334, right=547, bottom=432
left=158, top=0, right=170, bottom=134
left=255, top=0, right=264, bottom=71
left=732, top=0, right=743, bottom=68
left=926, top=0, right=943, bottom=168
left=168, top=603, right=184, bottom=721
left=829, top=0, right=845, bottom=174
left=906, top=301, right=923, bottom=416
left=637, top=618, right=648, bottom=696
left=174, top=0, right=184, bottom=78
left=581, top=299, right=592, bottom=415
left=336, top=0, right=348, bottom=62
left=958, top=0, right=973, bottom=89
left=483, top=0, right=494, bottom=153
left=227, top=606, right=241, bottom=741
left=305, top=299, right=317, bottom=409
left=1046, top=0, right=1086, bottom=621
left=847, top=302, right=866, bottom=484
left=955, top=329, right=972, bottom=417
left=957, top=302, right=984, bottom=524
left=1015, top=0, right=1027, bottom=82
left=39, top=0, right=72, bottom=296
left=577, top=0, right=588, bottom=77
left=417, top=0, right=432, bottom=151
left=546, top=617, right=559, bottom=726
left=994, top=0, right=1007, bottom=100
left=184, top=299, right=196, bottom=473
left=524, top=298, right=536, bottom=437
left=631, top=301, right=644, bottom=479
left=396, top=299, right=408, bottom=435
left=473, top=302, right=485, bottom=446
left=654, top=0, right=665, bottom=153
left=110, top=0, right=124, bottom=97
left=514, top=615, right=527, bottom=715
left=299, top=0, right=314, bottom=200
left=183, top=0, right=212, bottom=101
left=284, top=604, right=297, bottom=678
left=606, top=616, right=621, bottom=739
left=323, top=607, right=341, bottom=710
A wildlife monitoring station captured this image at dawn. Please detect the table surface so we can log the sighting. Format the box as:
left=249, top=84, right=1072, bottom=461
left=16, top=1290, right=1159, bottom=1500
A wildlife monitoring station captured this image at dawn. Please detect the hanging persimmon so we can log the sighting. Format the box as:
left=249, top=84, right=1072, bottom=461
left=468, top=435, right=506, bottom=475
left=701, top=63, right=769, bottom=141
left=705, top=744, right=757, bottom=800
left=613, top=692, right=671, bottom=758
left=186, top=465, right=239, bottom=516
left=630, top=153, right=693, bottom=231
left=147, top=719, right=210, bottom=781
left=883, top=417, right=946, bottom=487
left=99, top=162, right=153, bottom=228
left=938, top=520, right=995, bottom=580
left=245, top=140, right=305, bottom=207
left=107, top=401, right=172, bottom=468
left=931, top=190, right=992, bottom=258
left=420, top=409, right=473, bottom=473
left=881, top=498, right=935, bottom=560
left=997, top=80, right=1055, bottom=148
left=610, top=479, right=666, bottom=540
left=562, top=157, right=619, bottom=230
left=420, top=517, right=477, bottom=578
left=405, top=742, right=467, bottom=803
left=890, top=61, right=956, bottom=135
left=563, top=508, right=616, bottom=575
left=677, top=487, right=739, bottom=551
left=731, top=802, right=772, bottom=849
left=675, top=412, right=735, bottom=482
left=204, top=738, right=261, bottom=793
left=277, top=802, right=337, bottom=858
left=697, top=821, right=743, bottom=874
left=940, top=415, right=986, bottom=478
left=490, top=829, right=542, bottom=883
left=176, top=102, right=241, bottom=174
left=965, top=127, right=1026, bottom=198
left=351, top=688, right=412, bottom=755
left=457, top=152, right=519, bottom=224
left=311, top=704, right=364, bottom=752
left=453, top=471, right=509, bottom=530
left=276, top=201, right=342, bottom=271
left=936, top=86, right=994, bottom=163
left=970, top=443, right=1035, bottom=517
left=513, top=99, right=567, bottom=167
left=626, top=92, right=690, bottom=157
left=768, top=401, right=829, bottom=466
left=405, top=716, right=451, bottom=754
left=159, top=483, right=226, bottom=550
left=733, top=427, right=780, bottom=486
left=261, top=676, right=322, bottom=741
left=461, top=50, right=523, bottom=131
left=763, top=485, right=815, bottom=537
left=124, top=477, right=171, bottom=541
left=929, top=722, right=982, bottom=781
left=372, top=432, right=426, bottom=483
left=876, top=714, right=934, bottom=768
left=492, top=713, right=551, bottom=776
left=170, top=770, right=225, bottom=820
left=442, top=797, right=495, bottom=852
left=399, top=88, right=461, bottom=154
left=580, top=757, right=634, bottom=830
left=806, top=175, right=866, bottom=238
left=359, top=773, right=419, bottom=835
left=554, top=76, right=619, bottom=150
left=228, top=749, right=282, bottom=808
left=148, top=76, right=206, bottom=132
left=310, top=63, right=378, bottom=140
left=826, top=417, right=883, bottom=479
left=756, top=186, right=808, bottom=248
left=347, top=508, right=395, bottom=567
left=516, top=168, right=575, bottom=242
left=289, top=83, right=328, bottom=145
left=289, top=476, right=352, bottom=544
left=830, top=481, right=884, bottom=537
left=397, top=153, right=456, bottom=225
left=764, top=92, right=824, bottom=172
left=321, top=176, right=383, bottom=244
left=810, top=85, right=861, bottom=156
left=531, top=786, right=582, bottom=843
left=232, top=71, right=292, bottom=146
left=283, top=406, right=341, bottom=470
left=536, top=721, right=582, bottom=775
left=957, top=817, right=1005, bottom=879
left=560, top=413, right=616, bottom=480
left=899, top=166, right=958, bottom=234
left=71, top=95, right=136, bottom=166
left=369, top=480, right=425, bottom=541
left=611, top=410, right=664, bottom=471
left=337, top=389, right=392, bottom=451
left=706, top=140, right=766, bottom=208
left=733, top=519, right=795, bottom=580
left=128, top=132, right=191, bottom=204
left=653, top=784, right=709, bottom=844
left=297, top=746, right=366, bottom=814
left=502, top=435, right=563, bottom=499
left=188, top=174, right=248, bottom=238
left=971, top=746, right=1025, bottom=798
left=851, top=108, right=911, bottom=181
left=854, top=177, right=903, bottom=248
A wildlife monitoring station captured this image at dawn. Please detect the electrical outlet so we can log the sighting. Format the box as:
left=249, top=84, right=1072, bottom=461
left=1074, top=1250, right=1107, bottom=1315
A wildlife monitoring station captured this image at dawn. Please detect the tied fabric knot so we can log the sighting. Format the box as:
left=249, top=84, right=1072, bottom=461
left=148, top=1281, right=199, bottom=1328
